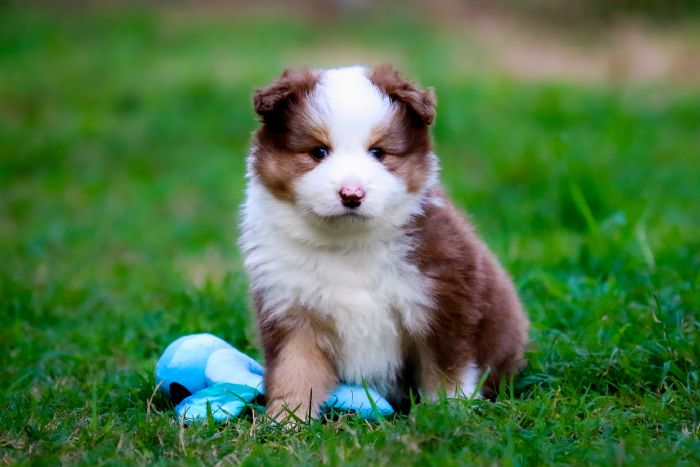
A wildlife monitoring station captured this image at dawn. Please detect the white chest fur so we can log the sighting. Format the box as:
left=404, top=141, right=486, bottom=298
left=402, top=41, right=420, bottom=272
left=240, top=180, right=433, bottom=390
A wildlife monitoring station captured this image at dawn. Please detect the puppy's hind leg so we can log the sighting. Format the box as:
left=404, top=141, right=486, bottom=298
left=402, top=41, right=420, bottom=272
left=418, top=347, right=483, bottom=401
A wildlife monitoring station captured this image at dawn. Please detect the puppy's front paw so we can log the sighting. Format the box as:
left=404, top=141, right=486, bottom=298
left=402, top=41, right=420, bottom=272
left=266, top=398, right=318, bottom=428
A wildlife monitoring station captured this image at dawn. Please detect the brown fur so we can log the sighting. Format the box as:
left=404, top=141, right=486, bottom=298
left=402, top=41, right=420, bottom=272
left=369, top=64, right=437, bottom=126
left=252, top=68, right=324, bottom=201
left=408, top=189, right=529, bottom=397
left=253, top=68, right=319, bottom=124
left=367, top=64, right=437, bottom=193
left=368, top=112, right=433, bottom=193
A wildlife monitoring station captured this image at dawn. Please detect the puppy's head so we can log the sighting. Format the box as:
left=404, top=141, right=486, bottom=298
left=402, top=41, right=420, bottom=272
left=250, top=65, right=437, bottom=232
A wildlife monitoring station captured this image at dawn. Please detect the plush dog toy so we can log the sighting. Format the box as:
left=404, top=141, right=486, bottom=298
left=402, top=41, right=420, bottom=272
left=156, top=334, right=394, bottom=422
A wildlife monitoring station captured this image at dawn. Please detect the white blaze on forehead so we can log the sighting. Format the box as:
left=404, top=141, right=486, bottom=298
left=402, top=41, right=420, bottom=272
left=308, top=66, right=395, bottom=150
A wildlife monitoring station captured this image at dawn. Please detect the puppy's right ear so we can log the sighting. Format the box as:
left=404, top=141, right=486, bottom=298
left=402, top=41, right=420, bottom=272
left=253, top=68, right=318, bottom=124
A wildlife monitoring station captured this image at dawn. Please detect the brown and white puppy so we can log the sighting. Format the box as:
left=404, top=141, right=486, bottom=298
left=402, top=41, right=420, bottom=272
left=240, top=65, right=528, bottom=421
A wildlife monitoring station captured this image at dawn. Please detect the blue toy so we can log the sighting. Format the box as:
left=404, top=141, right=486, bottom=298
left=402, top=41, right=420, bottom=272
left=156, top=333, right=394, bottom=423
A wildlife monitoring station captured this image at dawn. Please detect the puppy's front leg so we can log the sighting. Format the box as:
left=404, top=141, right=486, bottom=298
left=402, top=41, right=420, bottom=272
left=264, top=324, right=337, bottom=424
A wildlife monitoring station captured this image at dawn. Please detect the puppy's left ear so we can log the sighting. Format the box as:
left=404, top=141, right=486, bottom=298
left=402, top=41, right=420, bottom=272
left=369, top=64, right=436, bottom=126
left=253, top=68, right=318, bottom=124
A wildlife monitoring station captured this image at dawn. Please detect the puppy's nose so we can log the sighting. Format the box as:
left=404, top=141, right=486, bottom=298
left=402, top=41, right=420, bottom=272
left=339, top=183, right=365, bottom=208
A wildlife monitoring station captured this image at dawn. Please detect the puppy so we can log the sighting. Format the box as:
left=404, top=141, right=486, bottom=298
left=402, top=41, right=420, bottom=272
left=240, top=65, right=528, bottom=421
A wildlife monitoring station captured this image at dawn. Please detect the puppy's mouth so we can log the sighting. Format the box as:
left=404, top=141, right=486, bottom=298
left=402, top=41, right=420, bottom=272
left=297, top=200, right=376, bottom=227
left=316, top=210, right=371, bottom=223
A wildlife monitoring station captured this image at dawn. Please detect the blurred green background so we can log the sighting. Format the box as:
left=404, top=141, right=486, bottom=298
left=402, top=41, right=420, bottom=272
left=1, top=1, right=699, bottom=464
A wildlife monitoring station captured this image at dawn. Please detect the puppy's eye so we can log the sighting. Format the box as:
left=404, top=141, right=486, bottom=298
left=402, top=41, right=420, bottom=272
left=310, top=147, right=329, bottom=161
left=369, top=147, right=385, bottom=161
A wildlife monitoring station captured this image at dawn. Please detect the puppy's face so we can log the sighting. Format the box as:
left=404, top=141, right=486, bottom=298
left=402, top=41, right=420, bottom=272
left=251, top=65, right=437, bottom=231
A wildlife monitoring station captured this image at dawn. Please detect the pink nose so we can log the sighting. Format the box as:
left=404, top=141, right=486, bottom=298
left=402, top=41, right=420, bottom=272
left=339, top=183, right=365, bottom=208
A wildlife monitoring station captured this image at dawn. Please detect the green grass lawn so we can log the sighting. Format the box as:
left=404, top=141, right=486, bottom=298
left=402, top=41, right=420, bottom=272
left=1, top=7, right=699, bottom=465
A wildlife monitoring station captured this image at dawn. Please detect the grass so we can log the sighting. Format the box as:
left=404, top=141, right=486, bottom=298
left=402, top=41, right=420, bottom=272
left=1, top=6, right=699, bottom=465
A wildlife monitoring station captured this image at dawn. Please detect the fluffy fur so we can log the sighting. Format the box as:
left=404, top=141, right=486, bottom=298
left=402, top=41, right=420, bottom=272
left=240, top=65, right=529, bottom=420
